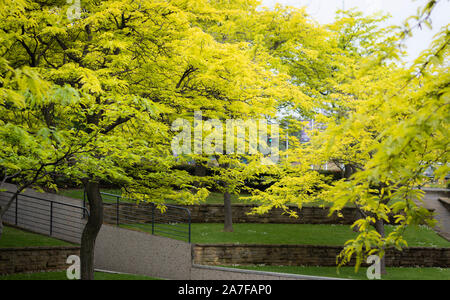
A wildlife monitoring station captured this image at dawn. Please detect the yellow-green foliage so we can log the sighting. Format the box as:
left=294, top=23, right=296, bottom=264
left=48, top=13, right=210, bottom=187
left=0, top=0, right=447, bottom=270
left=241, top=0, right=448, bottom=269
left=0, top=0, right=311, bottom=203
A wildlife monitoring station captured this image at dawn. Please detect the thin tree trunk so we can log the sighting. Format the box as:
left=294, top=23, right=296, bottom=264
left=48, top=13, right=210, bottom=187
left=0, top=193, right=18, bottom=219
left=219, top=159, right=233, bottom=233
left=344, top=164, right=363, bottom=233
left=193, top=162, right=206, bottom=189
left=353, top=207, right=364, bottom=232
left=0, top=193, right=19, bottom=240
left=194, top=163, right=206, bottom=177
left=374, top=218, right=387, bottom=275
left=223, top=191, right=233, bottom=232
left=343, top=164, right=356, bottom=180
left=80, top=181, right=103, bottom=280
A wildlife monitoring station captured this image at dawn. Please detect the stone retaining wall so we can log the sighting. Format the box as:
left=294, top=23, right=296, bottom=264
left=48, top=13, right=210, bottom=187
left=181, top=204, right=359, bottom=224
left=103, top=203, right=362, bottom=225
left=105, top=194, right=445, bottom=226
left=193, top=244, right=450, bottom=268
left=0, top=246, right=80, bottom=274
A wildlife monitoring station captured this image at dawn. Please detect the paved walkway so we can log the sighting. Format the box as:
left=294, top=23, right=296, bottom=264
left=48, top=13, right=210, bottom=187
left=418, top=189, right=450, bottom=241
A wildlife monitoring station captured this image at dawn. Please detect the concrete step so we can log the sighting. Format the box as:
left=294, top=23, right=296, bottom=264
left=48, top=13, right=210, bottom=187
left=438, top=197, right=450, bottom=212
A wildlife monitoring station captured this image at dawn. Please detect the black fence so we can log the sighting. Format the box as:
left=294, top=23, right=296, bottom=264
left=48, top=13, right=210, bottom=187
left=83, top=191, right=191, bottom=243
left=0, top=190, right=89, bottom=243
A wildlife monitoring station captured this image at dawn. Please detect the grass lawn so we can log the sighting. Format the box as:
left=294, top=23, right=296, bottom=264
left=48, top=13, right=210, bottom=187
left=227, top=265, right=450, bottom=280
left=125, top=223, right=450, bottom=247
left=0, top=271, right=160, bottom=280
left=189, top=224, right=450, bottom=247
left=0, top=226, right=75, bottom=248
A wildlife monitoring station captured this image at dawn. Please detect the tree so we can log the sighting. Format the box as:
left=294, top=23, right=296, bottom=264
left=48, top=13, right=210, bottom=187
left=1, top=0, right=196, bottom=280
left=244, top=0, right=449, bottom=274
left=0, top=0, right=306, bottom=278
left=3, top=0, right=444, bottom=280
left=174, top=1, right=338, bottom=231
left=0, top=0, right=204, bottom=279
left=162, top=0, right=321, bottom=232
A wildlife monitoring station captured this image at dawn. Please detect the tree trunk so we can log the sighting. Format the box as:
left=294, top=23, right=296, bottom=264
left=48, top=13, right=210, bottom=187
left=194, top=163, right=206, bottom=177
left=344, top=164, right=363, bottom=232
left=343, top=164, right=356, bottom=179
left=223, top=191, right=233, bottom=232
left=216, top=159, right=234, bottom=233
left=353, top=207, right=364, bottom=232
left=0, top=193, right=18, bottom=240
left=374, top=218, right=387, bottom=275
left=193, top=162, right=206, bottom=189
left=80, top=181, right=103, bottom=280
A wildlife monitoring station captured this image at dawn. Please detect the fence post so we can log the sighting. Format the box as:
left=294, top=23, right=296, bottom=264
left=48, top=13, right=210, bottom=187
left=82, top=189, right=86, bottom=219
left=188, top=212, right=191, bottom=244
left=116, top=196, right=120, bottom=226
left=151, top=203, right=155, bottom=235
left=50, top=201, right=53, bottom=236
left=14, top=194, right=18, bottom=226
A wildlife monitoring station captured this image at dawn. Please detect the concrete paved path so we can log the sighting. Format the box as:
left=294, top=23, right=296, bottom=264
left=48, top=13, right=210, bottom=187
left=419, top=189, right=450, bottom=241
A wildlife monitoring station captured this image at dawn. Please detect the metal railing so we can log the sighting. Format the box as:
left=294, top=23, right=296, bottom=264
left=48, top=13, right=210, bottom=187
left=0, top=190, right=89, bottom=243
left=83, top=191, right=191, bottom=243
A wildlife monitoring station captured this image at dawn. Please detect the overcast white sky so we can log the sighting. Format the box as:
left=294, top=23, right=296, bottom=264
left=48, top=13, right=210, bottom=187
left=261, top=0, right=449, bottom=63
